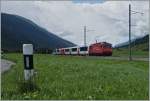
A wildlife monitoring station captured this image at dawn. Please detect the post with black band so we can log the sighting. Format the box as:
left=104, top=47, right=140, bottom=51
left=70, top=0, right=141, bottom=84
left=23, top=44, right=34, bottom=81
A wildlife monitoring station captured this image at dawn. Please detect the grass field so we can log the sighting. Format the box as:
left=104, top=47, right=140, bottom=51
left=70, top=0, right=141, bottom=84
left=113, top=42, right=149, bottom=58
left=1, top=53, right=149, bottom=100
left=112, top=49, right=149, bottom=58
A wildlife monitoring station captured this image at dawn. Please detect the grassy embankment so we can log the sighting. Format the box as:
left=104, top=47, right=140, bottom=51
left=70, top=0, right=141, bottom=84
left=112, top=42, right=149, bottom=57
left=1, top=53, right=149, bottom=100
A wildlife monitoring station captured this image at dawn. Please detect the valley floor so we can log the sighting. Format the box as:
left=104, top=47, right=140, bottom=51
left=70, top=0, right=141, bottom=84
left=1, top=53, right=149, bottom=100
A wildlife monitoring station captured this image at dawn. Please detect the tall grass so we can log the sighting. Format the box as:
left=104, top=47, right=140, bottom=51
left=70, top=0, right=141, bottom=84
left=1, top=53, right=149, bottom=100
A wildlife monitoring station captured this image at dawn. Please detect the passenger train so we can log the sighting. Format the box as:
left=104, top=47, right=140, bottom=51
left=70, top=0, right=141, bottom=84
left=53, top=42, right=112, bottom=56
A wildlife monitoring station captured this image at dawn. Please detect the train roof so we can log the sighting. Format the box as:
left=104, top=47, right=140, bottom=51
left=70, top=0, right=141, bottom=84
left=91, top=42, right=112, bottom=46
left=56, top=46, right=79, bottom=49
left=66, top=46, right=80, bottom=48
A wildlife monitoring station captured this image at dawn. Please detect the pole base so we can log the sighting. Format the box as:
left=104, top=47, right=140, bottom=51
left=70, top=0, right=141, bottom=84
left=24, top=69, right=34, bottom=81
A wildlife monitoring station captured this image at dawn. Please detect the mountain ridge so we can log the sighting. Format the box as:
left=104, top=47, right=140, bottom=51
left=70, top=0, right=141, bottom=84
left=114, top=34, right=149, bottom=51
left=1, top=13, right=76, bottom=52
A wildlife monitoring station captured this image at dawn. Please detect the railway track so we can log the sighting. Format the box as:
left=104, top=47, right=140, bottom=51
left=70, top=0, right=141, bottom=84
left=83, top=56, right=149, bottom=61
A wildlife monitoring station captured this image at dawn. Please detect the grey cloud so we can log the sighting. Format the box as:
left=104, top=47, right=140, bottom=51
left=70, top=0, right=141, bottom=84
left=1, top=1, right=149, bottom=46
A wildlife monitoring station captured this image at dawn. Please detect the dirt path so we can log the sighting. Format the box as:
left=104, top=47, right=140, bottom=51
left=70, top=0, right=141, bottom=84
left=1, top=59, right=15, bottom=73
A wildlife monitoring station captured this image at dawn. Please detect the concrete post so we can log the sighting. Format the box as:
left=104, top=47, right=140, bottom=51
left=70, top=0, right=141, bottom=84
left=23, top=44, right=34, bottom=81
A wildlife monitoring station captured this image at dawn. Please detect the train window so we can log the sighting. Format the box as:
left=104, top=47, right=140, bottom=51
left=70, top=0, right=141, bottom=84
left=72, top=48, right=77, bottom=52
left=103, top=45, right=112, bottom=48
left=57, top=49, right=60, bottom=52
left=65, top=49, right=69, bottom=52
left=80, top=47, right=88, bottom=51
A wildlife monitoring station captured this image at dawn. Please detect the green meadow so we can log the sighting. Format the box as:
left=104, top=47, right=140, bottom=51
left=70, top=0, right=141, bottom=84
left=1, top=53, right=149, bottom=100
left=112, top=49, right=149, bottom=58
left=112, top=42, right=149, bottom=58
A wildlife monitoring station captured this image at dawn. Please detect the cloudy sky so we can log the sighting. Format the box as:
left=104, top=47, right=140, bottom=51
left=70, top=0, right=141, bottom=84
left=1, top=0, right=149, bottom=46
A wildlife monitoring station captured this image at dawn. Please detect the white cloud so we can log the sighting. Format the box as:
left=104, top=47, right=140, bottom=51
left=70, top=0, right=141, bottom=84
left=1, top=1, right=149, bottom=46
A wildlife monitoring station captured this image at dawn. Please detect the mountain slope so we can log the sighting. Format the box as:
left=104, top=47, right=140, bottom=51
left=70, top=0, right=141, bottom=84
left=112, top=35, right=149, bottom=57
left=1, top=13, right=76, bottom=52
left=114, top=34, right=149, bottom=51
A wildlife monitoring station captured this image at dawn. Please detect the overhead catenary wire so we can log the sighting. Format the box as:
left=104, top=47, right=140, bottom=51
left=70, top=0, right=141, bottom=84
left=83, top=26, right=95, bottom=47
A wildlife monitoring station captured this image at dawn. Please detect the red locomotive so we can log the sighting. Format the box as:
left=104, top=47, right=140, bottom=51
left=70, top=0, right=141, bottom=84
left=89, top=42, right=112, bottom=56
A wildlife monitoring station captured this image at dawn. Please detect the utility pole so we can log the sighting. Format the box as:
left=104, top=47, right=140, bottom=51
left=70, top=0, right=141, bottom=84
left=129, top=4, right=132, bottom=61
left=83, top=26, right=95, bottom=46
left=84, top=26, right=86, bottom=46
left=128, top=4, right=144, bottom=61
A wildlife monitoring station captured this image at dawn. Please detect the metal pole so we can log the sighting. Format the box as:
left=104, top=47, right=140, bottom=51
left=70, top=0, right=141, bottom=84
left=84, top=26, right=86, bottom=46
left=129, top=4, right=132, bottom=61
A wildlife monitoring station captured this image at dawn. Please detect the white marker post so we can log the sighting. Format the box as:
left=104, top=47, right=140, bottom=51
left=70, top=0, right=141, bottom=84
left=23, top=44, right=34, bottom=81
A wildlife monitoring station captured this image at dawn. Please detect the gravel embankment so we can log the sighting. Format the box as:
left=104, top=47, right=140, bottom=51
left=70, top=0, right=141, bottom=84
left=1, top=59, right=15, bottom=73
